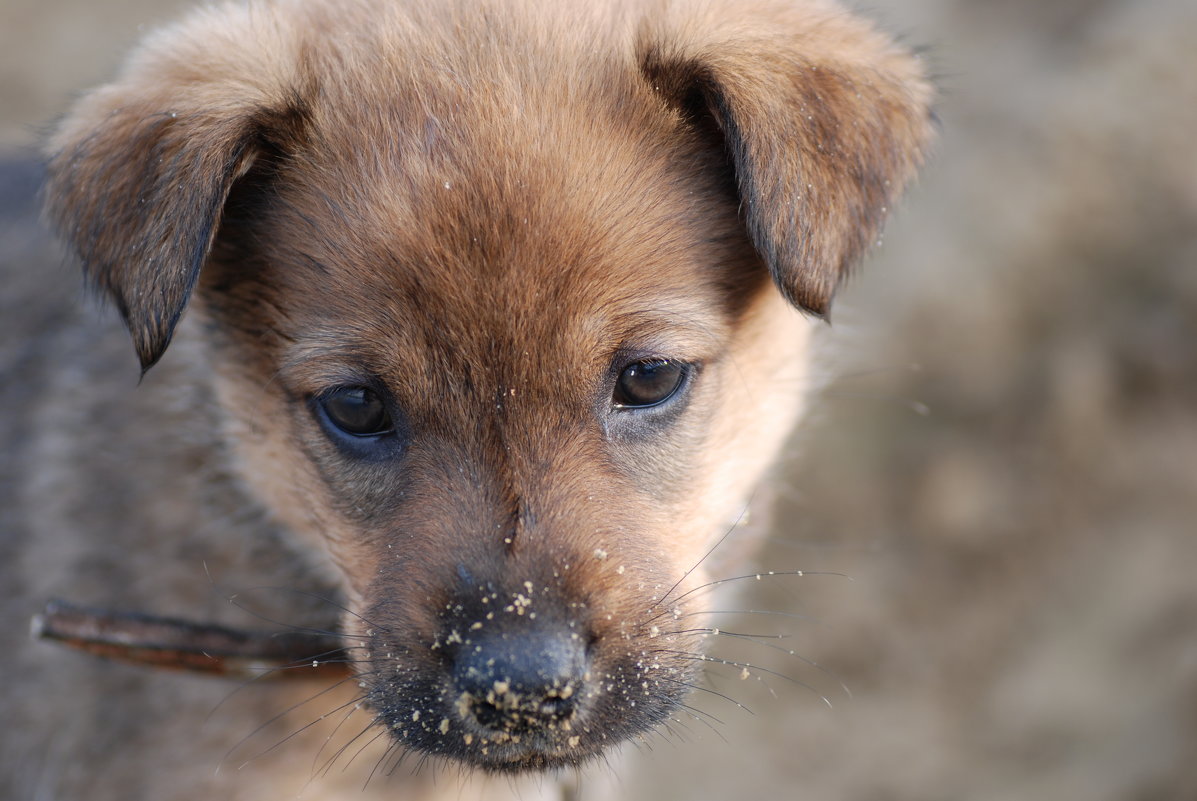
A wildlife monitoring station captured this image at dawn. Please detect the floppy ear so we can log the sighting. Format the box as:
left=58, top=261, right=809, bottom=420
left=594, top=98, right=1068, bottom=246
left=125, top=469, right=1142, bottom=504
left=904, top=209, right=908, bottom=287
left=639, top=1, right=935, bottom=316
left=43, top=6, right=309, bottom=372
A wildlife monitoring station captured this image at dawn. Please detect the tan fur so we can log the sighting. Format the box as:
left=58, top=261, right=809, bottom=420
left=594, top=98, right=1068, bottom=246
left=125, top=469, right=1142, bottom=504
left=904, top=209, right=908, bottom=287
left=12, top=0, right=930, bottom=798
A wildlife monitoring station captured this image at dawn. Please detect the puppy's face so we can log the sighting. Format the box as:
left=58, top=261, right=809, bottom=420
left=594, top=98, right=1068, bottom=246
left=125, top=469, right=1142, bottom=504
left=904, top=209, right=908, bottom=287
left=45, top=0, right=932, bottom=774
left=201, top=76, right=812, bottom=769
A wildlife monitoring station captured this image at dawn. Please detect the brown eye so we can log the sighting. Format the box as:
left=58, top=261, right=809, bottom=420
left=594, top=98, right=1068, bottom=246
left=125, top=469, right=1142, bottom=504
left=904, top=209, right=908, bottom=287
left=613, top=360, right=688, bottom=408
left=320, top=386, right=393, bottom=436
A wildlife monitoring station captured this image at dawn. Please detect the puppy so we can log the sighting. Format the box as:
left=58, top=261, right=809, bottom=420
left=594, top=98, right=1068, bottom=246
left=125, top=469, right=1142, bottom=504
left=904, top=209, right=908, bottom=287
left=2, top=0, right=931, bottom=798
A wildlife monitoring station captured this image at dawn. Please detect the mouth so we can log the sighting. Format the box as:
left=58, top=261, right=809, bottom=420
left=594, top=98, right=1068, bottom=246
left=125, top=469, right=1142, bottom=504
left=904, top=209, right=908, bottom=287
left=363, top=672, right=688, bottom=774
left=363, top=682, right=597, bottom=773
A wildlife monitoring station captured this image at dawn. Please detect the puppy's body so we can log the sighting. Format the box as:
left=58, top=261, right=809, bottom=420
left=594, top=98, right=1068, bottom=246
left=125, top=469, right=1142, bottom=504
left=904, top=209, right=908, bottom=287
left=3, top=1, right=931, bottom=798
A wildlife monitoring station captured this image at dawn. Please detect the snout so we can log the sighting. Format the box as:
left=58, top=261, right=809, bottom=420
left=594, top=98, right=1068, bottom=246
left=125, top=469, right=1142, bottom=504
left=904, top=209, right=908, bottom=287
left=452, top=627, right=588, bottom=736
left=357, top=560, right=698, bottom=772
left=349, top=541, right=699, bottom=771
left=360, top=574, right=611, bottom=771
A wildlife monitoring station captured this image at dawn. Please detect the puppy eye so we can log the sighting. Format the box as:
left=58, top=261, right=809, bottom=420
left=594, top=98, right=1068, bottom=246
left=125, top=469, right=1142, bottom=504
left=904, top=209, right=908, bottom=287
left=319, top=386, right=393, bottom=436
left=613, top=360, right=688, bottom=409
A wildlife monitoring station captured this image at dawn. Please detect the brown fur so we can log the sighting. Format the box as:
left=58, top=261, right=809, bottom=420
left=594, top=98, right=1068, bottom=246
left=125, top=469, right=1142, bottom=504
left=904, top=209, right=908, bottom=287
left=11, top=0, right=930, bottom=797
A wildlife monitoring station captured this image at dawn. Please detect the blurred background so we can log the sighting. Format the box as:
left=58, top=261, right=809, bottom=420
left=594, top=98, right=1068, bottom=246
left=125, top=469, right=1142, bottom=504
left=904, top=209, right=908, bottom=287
left=2, top=0, right=1194, bottom=799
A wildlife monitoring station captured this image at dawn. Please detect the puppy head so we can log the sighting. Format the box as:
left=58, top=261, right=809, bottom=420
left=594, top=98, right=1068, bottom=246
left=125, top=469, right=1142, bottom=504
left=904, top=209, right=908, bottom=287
left=45, top=0, right=932, bottom=774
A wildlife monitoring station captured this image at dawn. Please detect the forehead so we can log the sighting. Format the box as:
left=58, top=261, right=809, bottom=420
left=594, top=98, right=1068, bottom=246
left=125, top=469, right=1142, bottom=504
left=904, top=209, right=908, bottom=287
left=263, top=40, right=751, bottom=375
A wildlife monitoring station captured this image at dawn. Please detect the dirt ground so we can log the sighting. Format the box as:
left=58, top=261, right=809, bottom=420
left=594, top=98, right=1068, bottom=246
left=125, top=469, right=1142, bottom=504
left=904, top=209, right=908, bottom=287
left=2, top=0, right=1194, bottom=799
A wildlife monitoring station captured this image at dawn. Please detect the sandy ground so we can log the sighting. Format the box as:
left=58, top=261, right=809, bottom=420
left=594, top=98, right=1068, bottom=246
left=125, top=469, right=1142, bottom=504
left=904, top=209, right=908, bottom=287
left=3, top=0, right=1195, bottom=798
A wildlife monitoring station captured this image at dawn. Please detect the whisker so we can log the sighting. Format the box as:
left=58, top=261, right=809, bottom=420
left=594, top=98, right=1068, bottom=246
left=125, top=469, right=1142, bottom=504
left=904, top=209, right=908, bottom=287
left=650, top=570, right=848, bottom=622
left=664, top=713, right=696, bottom=741
left=231, top=686, right=375, bottom=771
left=675, top=702, right=729, bottom=742
left=656, top=719, right=686, bottom=747
left=681, top=627, right=853, bottom=699
left=316, top=718, right=383, bottom=778
left=346, top=728, right=390, bottom=785
left=198, top=570, right=365, bottom=643
left=220, top=674, right=367, bottom=770
left=706, top=658, right=780, bottom=700
left=654, top=675, right=753, bottom=716
left=650, top=500, right=755, bottom=613
left=236, top=648, right=367, bottom=684
left=363, top=731, right=401, bottom=789
left=681, top=608, right=826, bottom=626
left=653, top=648, right=833, bottom=708
left=310, top=691, right=372, bottom=776
left=668, top=626, right=791, bottom=640
left=597, top=747, right=621, bottom=786
left=225, top=587, right=376, bottom=639
left=384, top=743, right=416, bottom=778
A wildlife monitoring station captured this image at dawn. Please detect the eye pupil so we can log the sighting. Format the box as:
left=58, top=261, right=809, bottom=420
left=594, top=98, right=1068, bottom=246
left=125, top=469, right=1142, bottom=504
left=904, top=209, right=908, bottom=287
left=613, top=360, right=687, bottom=408
left=321, top=387, right=392, bottom=436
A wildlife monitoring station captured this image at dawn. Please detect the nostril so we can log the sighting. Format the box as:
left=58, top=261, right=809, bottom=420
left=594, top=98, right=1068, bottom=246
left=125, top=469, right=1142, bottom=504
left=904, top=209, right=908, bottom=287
left=535, top=694, right=572, bottom=718
left=462, top=679, right=579, bottom=733
left=451, top=629, right=587, bottom=733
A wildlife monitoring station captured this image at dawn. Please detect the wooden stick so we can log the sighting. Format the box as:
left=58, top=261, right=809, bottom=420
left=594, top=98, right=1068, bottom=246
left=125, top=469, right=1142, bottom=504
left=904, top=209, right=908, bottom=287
left=31, top=599, right=351, bottom=680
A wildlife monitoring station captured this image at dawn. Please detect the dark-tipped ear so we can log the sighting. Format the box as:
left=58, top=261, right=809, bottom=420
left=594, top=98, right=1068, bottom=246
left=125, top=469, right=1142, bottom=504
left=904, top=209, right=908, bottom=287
left=43, top=7, right=308, bottom=372
left=639, top=1, right=935, bottom=316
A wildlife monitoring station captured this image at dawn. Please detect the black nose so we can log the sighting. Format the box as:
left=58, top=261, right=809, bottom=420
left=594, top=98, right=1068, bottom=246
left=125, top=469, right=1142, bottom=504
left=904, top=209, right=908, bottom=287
left=451, top=628, right=587, bottom=734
